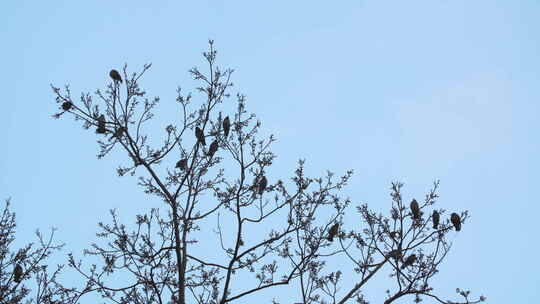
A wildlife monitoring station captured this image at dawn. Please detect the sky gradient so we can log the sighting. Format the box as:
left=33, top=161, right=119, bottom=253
left=2, top=1, right=539, bottom=303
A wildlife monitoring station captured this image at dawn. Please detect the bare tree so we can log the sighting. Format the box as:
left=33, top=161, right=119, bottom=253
left=50, top=41, right=486, bottom=304
left=0, top=199, right=77, bottom=304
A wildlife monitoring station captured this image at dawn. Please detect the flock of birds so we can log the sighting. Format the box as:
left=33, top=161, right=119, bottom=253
left=410, top=199, right=462, bottom=231
left=96, top=70, right=270, bottom=195
left=111, top=70, right=269, bottom=195
left=326, top=199, right=462, bottom=270
left=52, top=70, right=462, bottom=279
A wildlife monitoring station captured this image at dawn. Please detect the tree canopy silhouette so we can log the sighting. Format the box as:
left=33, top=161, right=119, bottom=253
left=44, top=41, right=486, bottom=304
left=0, top=199, right=78, bottom=303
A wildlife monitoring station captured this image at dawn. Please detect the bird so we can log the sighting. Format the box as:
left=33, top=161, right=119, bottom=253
left=208, top=140, right=218, bottom=158
left=327, top=223, right=339, bottom=242
left=113, top=127, right=125, bottom=138
left=195, top=127, right=206, bottom=145
left=410, top=199, right=421, bottom=219
left=109, top=69, right=123, bottom=83
left=401, top=254, right=416, bottom=269
left=258, top=176, right=267, bottom=195
left=432, top=210, right=440, bottom=229
left=387, top=249, right=403, bottom=261
left=96, top=115, right=107, bottom=134
left=14, top=264, right=23, bottom=283
left=176, top=158, right=188, bottom=170
left=62, top=101, right=72, bottom=111
left=223, top=116, right=231, bottom=137
left=451, top=213, right=461, bottom=231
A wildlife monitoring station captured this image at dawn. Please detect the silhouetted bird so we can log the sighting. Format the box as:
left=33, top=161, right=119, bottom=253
left=195, top=127, right=206, bottom=145
left=176, top=158, right=188, bottom=170
left=239, top=236, right=244, bottom=246
left=14, top=264, right=23, bottom=283
left=62, top=101, right=72, bottom=111
left=258, top=176, right=268, bottom=195
left=96, top=115, right=107, bottom=134
left=109, top=69, right=122, bottom=83
left=410, top=199, right=421, bottom=219
left=401, top=254, right=416, bottom=269
left=113, top=127, right=125, bottom=138
left=223, top=116, right=231, bottom=137
left=432, top=210, right=440, bottom=229
left=387, top=249, right=403, bottom=261
left=327, top=223, right=339, bottom=242
left=208, top=140, right=218, bottom=158
left=451, top=213, right=461, bottom=231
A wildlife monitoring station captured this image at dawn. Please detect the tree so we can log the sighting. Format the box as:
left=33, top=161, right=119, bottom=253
left=0, top=199, right=77, bottom=303
left=50, top=41, right=486, bottom=304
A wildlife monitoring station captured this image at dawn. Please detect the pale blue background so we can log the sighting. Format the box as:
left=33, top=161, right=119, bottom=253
left=1, top=1, right=539, bottom=303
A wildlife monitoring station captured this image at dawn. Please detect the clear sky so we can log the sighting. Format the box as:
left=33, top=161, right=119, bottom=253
left=1, top=1, right=539, bottom=303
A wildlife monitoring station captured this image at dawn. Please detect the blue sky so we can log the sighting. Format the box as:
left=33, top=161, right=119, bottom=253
left=1, top=1, right=539, bottom=303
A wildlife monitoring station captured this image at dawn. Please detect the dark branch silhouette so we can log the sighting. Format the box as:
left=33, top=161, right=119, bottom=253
left=0, top=199, right=78, bottom=303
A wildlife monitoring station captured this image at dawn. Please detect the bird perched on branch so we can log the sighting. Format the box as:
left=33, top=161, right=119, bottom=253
left=387, top=248, right=403, bottom=261
left=401, top=254, right=416, bottom=269
left=14, top=264, right=23, bottom=283
left=195, top=127, right=206, bottom=145
left=113, top=127, right=125, bottom=139
left=96, top=115, right=107, bottom=134
left=176, top=158, right=187, bottom=170
left=223, top=116, right=231, bottom=137
left=410, top=199, right=421, bottom=219
left=208, top=140, right=218, bottom=158
left=109, top=69, right=122, bottom=83
left=327, top=223, right=339, bottom=242
left=62, top=101, right=72, bottom=111
left=258, top=176, right=267, bottom=195
left=451, top=213, right=461, bottom=231
left=432, top=210, right=440, bottom=229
